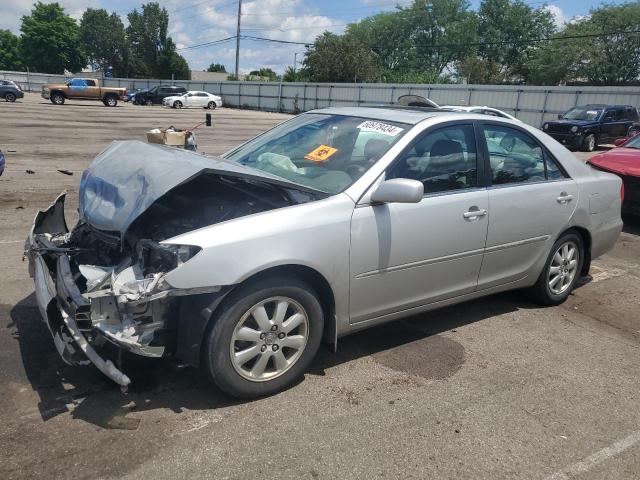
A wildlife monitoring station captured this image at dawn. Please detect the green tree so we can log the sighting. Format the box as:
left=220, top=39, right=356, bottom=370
left=347, top=0, right=476, bottom=78
left=248, top=67, right=279, bottom=81
left=207, top=63, right=226, bottom=72
left=572, top=2, right=640, bottom=85
left=304, top=32, right=381, bottom=82
left=0, top=29, right=22, bottom=71
left=126, top=2, right=190, bottom=79
left=20, top=2, right=86, bottom=74
left=473, top=0, right=556, bottom=82
left=79, top=9, right=127, bottom=76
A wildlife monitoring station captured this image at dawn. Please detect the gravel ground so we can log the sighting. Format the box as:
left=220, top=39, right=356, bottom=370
left=1, top=93, right=639, bottom=480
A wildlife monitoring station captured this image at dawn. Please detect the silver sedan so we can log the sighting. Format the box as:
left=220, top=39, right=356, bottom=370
left=26, top=107, right=623, bottom=398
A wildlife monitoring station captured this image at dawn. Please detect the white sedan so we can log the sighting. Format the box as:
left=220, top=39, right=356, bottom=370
left=440, top=105, right=520, bottom=121
left=163, top=91, right=222, bottom=109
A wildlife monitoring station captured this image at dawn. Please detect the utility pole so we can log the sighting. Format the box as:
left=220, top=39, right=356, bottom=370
left=293, top=52, right=297, bottom=78
left=235, top=0, right=242, bottom=80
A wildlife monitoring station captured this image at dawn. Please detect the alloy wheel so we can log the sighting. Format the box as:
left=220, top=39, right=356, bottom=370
left=548, top=241, right=579, bottom=295
left=229, top=296, right=309, bottom=382
left=6, top=93, right=16, bottom=102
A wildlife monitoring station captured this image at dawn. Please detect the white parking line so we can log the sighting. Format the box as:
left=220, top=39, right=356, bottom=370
left=545, top=430, right=640, bottom=479
left=0, top=240, right=24, bottom=244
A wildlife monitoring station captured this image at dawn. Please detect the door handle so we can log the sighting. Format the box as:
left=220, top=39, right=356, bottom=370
left=463, top=208, right=487, bottom=219
left=557, top=192, right=573, bottom=204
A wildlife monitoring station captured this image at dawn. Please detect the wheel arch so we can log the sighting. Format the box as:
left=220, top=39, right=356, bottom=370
left=177, top=263, right=337, bottom=368
left=50, top=89, right=66, bottom=99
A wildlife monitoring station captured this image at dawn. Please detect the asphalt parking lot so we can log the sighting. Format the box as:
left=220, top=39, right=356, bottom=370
left=1, top=93, right=639, bottom=479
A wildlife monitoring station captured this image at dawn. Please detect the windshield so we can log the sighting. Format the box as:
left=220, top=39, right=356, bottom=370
left=624, top=135, right=640, bottom=149
left=224, top=113, right=409, bottom=193
left=562, top=107, right=602, bottom=121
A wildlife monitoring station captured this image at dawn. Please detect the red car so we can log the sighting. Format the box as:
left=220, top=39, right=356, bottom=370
left=588, top=134, right=640, bottom=215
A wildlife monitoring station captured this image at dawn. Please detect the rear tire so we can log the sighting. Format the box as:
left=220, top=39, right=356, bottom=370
left=528, top=231, right=584, bottom=306
left=202, top=276, right=324, bottom=399
left=581, top=133, right=597, bottom=152
left=51, top=92, right=65, bottom=105
left=5, top=93, right=16, bottom=102
left=104, top=94, right=117, bottom=107
left=207, top=101, right=216, bottom=109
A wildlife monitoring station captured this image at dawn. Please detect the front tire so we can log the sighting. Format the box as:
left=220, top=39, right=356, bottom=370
left=51, top=92, right=65, bottom=105
left=173, top=100, right=183, bottom=109
left=581, top=133, right=597, bottom=152
left=528, top=232, right=584, bottom=306
left=203, top=276, right=324, bottom=399
left=5, top=93, right=16, bottom=102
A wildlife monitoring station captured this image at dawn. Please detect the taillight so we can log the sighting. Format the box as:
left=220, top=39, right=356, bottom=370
left=621, top=181, right=625, bottom=203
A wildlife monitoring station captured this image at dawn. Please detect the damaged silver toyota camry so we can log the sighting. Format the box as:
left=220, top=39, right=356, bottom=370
left=26, top=107, right=623, bottom=398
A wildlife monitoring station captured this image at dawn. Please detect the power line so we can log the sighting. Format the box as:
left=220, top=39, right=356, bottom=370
left=177, top=36, right=237, bottom=51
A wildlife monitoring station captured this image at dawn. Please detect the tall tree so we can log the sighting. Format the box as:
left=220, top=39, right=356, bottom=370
left=126, top=2, right=190, bottom=79
left=0, top=29, right=22, bottom=71
left=573, top=2, right=640, bottom=85
left=20, top=2, right=86, bottom=74
left=472, top=0, right=556, bottom=82
left=79, top=9, right=127, bottom=76
left=303, top=32, right=381, bottom=82
left=248, top=68, right=279, bottom=81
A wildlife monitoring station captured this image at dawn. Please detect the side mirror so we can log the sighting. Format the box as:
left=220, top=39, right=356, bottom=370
left=613, top=137, right=627, bottom=147
left=371, top=178, right=424, bottom=204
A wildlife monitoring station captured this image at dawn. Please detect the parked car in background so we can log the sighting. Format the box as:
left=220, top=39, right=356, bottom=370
left=0, top=80, right=24, bottom=102
left=440, top=105, right=519, bottom=121
left=134, top=85, right=187, bottom=105
left=163, top=91, right=222, bottom=109
left=27, top=107, right=623, bottom=398
left=543, top=105, right=640, bottom=152
left=0, top=149, right=5, bottom=176
left=124, top=88, right=143, bottom=103
left=588, top=132, right=640, bottom=216
left=41, top=78, right=126, bottom=107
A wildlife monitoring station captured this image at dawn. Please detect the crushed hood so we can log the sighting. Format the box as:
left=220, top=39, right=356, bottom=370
left=79, top=140, right=317, bottom=238
left=589, top=148, right=640, bottom=177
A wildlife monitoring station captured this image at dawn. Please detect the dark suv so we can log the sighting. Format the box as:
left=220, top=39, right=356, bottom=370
left=134, top=85, right=187, bottom=105
left=0, top=80, right=24, bottom=102
left=543, top=104, right=640, bottom=152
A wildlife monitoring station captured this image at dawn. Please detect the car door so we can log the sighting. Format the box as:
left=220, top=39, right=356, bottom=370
left=600, top=109, right=619, bottom=141
left=195, top=92, right=209, bottom=107
left=477, top=122, right=578, bottom=289
left=349, top=123, right=489, bottom=324
left=81, top=79, right=100, bottom=99
left=66, top=78, right=87, bottom=99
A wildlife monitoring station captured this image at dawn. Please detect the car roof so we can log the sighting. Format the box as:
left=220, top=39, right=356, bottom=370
left=305, top=106, right=452, bottom=125
left=580, top=104, right=635, bottom=108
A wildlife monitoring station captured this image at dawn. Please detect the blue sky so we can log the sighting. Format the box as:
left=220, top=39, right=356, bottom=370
left=1, top=0, right=629, bottom=74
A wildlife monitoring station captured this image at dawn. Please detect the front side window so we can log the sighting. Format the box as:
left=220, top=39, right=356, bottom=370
left=225, top=114, right=409, bottom=194
left=483, top=125, right=566, bottom=185
left=387, top=124, right=478, bottom=194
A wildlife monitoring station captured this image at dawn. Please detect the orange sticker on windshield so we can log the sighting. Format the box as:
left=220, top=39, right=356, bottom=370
left=305, top=145, right=338, bottom=162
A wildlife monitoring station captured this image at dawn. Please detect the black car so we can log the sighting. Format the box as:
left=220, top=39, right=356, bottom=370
left=134, top=85, right=187, bottom=105
left=0, top=80, right=24, bottom=102
left=542, top=104, right=640, bottom=152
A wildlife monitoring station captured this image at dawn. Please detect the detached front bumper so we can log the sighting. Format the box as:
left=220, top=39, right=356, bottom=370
left=26, top=193, right=132, bottom=387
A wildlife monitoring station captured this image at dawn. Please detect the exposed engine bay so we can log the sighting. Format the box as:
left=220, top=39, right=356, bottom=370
left=26, top=141, right=319, bottom=387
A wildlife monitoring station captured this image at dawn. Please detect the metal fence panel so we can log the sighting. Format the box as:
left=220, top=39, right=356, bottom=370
left=3, top=69, right=640, bottom=128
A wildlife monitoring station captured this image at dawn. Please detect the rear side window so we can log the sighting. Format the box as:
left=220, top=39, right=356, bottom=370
left=85, top=79, right=96, bottom=86
left=388, top=124, right=478, bottom=194
left=482, top=125, right=567, bottom=185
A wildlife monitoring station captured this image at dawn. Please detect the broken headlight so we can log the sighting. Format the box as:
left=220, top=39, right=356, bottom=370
left=139, top=241, right=201, bottom=276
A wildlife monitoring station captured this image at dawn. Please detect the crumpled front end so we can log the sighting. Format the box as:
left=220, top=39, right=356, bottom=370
left=25, top=193, right=217, bottom=388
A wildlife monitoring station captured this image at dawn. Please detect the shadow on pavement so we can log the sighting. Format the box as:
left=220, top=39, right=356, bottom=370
left=8, top=289, right=537, bottom=429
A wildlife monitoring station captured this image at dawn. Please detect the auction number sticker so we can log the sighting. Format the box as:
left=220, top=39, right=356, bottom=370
left=357, top=120, right=404, bottom=136
left=305, top=145, right=338, bottom=162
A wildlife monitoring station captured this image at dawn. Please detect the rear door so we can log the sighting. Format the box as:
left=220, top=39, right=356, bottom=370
left=477, top=122, right=577, bottom=289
